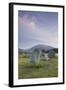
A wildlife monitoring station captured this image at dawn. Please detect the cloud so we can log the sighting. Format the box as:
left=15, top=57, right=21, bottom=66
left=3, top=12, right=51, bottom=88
left=18, top=14, right=58, bottom=49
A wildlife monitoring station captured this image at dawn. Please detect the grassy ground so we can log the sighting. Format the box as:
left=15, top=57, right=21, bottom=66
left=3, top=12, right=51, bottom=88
left=18, top=55, right=58, bottom=79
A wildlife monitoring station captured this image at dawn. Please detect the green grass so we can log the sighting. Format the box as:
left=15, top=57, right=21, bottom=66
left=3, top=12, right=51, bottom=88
left=18, top=56, right=58, bottom=79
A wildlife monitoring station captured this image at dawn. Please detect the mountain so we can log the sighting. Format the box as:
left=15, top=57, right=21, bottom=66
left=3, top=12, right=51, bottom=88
left=18, top=44, right=58, bottom=53
left=30, top=44, right=54, bottom=52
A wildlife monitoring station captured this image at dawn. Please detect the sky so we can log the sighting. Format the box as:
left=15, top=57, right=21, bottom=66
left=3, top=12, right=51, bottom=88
left=18, top=11, right=58, bottom=49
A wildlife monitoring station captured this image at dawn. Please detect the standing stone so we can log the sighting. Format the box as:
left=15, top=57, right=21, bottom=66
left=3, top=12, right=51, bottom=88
left=44, top=53, right=49, bottom=61
left=48, top=50, right=55, bottom=58
left=30, top=49, right=41, bottom=65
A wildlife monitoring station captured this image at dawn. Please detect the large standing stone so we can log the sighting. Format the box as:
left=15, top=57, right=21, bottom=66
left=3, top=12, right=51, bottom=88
left=30, top=49, right=41, bottom=65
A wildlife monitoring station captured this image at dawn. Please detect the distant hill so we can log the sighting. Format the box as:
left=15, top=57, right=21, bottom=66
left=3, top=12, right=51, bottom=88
left=18, top=44, right=58, bottom=54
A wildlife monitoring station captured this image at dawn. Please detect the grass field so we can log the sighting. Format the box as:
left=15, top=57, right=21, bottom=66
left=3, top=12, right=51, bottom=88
left=18, top=55, right=58, bottom=79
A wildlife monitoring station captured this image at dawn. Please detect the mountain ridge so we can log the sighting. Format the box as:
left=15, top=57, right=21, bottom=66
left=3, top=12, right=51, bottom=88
left=18, top=44, right=58, bottom=53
